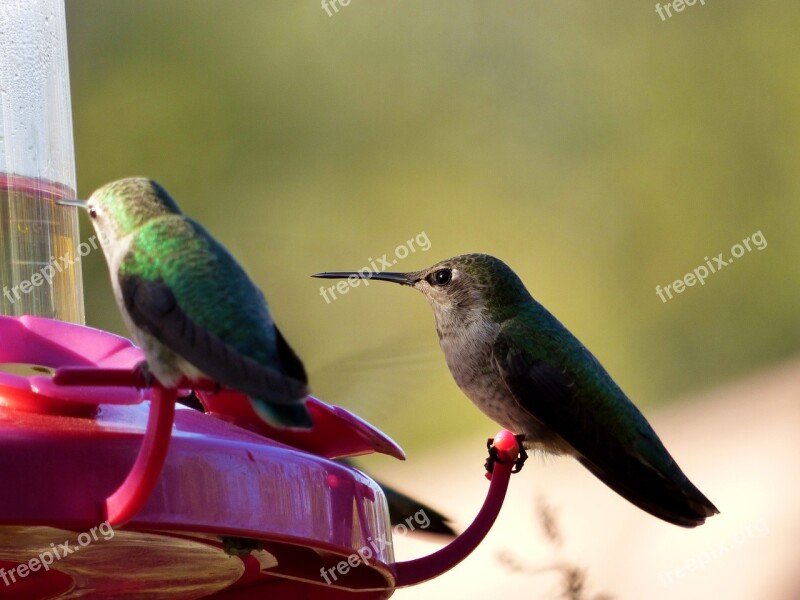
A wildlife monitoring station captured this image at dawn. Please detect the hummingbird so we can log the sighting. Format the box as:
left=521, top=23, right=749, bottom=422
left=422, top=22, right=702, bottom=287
left=313, top=253, right=720, bottom=527
left=60, top=177, right=312, bottom=428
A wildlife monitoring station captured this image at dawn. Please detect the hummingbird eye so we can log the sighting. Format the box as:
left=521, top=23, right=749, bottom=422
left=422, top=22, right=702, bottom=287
left=430, top=268, right=452, bottom=286
left=88, top=205, right=97, bottom=219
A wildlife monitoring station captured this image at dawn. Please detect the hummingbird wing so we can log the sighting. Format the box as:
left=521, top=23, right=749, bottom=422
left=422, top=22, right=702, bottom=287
left=492, top=323, right=718, bottom=528
left=274, top=324, right=308, bottom=385
left=120, top=274, right=309, bottom=405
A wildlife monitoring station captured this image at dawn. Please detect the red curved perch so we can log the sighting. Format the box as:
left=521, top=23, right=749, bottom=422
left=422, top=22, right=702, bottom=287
left=53, top=367, right=186, bottom=527
left=104, top=384, right=177, bottom=526
left=52, top=366, right=180, bottom=526
left=391, top=430, right=520, bottom=588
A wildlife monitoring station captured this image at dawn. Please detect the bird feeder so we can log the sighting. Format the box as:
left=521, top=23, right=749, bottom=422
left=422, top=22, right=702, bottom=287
left=0, top=2, right=520, bottom=597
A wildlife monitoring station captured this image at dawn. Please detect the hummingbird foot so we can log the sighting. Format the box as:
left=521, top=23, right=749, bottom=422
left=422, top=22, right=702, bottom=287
left=484, top=438, right=499, bottom=474
left=511, top=434, right=528, bottom=473
left=134, top=360, right=155, bottom=389
left=484, top=434, right=528, bottom=474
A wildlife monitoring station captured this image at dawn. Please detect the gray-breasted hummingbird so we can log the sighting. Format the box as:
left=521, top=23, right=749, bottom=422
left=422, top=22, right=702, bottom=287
left=313, top=253, right=719, bottom=527
left=60, top=177, right=312, bottom=429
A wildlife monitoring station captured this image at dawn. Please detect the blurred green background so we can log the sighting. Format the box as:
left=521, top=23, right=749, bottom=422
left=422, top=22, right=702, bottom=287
left=65, top=1, right=799, bottom=454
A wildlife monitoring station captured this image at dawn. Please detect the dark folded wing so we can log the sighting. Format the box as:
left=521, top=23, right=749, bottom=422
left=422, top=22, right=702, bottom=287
left=492, top=329, right=718, bottom=527
left=121, top=274, right=308, bottom=405
left=274, top=324, right=308, bottom=385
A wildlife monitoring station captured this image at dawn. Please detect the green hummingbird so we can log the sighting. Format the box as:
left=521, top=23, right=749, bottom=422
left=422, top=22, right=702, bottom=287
left=313, top=253, right=719, bottom=527
left=60, top=178, right=312, bottom=429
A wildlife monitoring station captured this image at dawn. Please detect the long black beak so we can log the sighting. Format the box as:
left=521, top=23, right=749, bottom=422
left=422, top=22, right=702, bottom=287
left=312, top=271, right=417, bottom=286
left=56, top=199, right=88, bottom=208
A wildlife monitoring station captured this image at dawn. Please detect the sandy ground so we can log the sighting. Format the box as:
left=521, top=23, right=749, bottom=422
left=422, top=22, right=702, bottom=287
left=381, top=358, right=800, bottom=600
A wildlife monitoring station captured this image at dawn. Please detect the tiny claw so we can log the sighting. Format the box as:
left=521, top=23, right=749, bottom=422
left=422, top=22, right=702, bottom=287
left=484, top=439, right=499, bottom=474
left=134, top=361, right=154, bottom=389
left=511, top=434, right=529, bottom=473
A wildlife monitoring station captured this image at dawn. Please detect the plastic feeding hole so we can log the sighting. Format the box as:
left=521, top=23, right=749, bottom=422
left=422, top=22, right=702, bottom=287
left=0, top=363, right=55, bottom=377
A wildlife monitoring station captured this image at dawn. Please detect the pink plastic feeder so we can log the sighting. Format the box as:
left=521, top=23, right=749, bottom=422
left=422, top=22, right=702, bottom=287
left=0, top=315, right=520, bottom=597
left=0, top=1, right=521, bottom=597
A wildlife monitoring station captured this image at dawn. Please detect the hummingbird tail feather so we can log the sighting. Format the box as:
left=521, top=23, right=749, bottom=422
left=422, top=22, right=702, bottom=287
left=382, top=484, right=456, bottom=536
left=337, top=459, right=456, bottom=536
left=251, top=397, right=313, bottom=429
left=578, top=457, right=719, bottom=528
